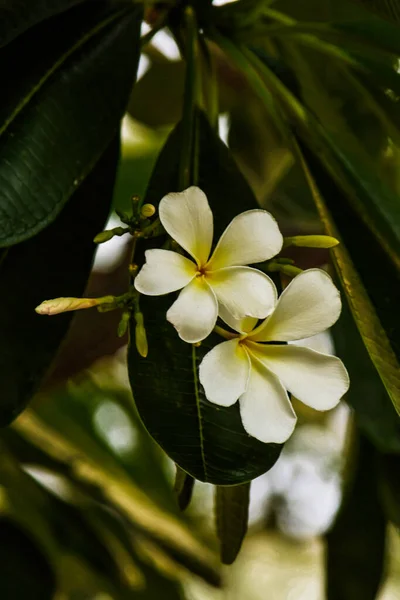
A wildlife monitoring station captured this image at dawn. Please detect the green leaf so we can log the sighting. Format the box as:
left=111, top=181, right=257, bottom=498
left=0, top=136, right=119, bottom=426
left=295, top=140, right=400, bottom=420
left=0, top=0, right=86, bottom=48
left=174, top=466, right=195, bottom=511
left=0, top=0, right=142, bottom=246
left=0, top=519, right=56, bottom=600
left=332, top=295, right=400, bottom=453
left=128, top=111, right=282, bottom=486
left=326, top=434, right=386, bottom=600
left=215, top=483, right=250, bottom=565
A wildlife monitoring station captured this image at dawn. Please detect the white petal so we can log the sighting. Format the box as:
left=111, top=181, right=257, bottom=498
left=218, top=304, right=258, bottom=334
left=239, top=357, right=297, bottom=443
left=134, top=249, right=197, bottom=296
left=199, top=339, right=250, bottom=407
left=248, top=343, right=350, bottom=411
left=159, top=187, right=213, bottom=266
left=207, top=266, right=277, bottom=319
left=250, top=269, right=341, bottom=342
left=294, top=330, right=335, bottom=355
left=207, top=210, right=283, bottom=270
left=167, top=277, right=218, bottom=343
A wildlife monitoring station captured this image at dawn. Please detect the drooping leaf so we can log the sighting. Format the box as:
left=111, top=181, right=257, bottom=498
left=0, top=0, right=85, bottom=48
left=295, top=140, right=400, bottom=421
left=128, top=111, right=282, bottom=485
left=0, top=0, right=142, bottom=246
left=0, top=136, right=119, bottom=426
left=332, top=296, right=400, bottom=453
left=326, top=434, right=386, bottom=600
left=215, top=483, right=250, bottom=565
left=174, top=466, right=195, bottom=511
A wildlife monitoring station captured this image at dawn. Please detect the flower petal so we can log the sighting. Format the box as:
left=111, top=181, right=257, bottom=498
left=134, top=249, right=197, bottom=295
left=199, top=339, right=250, bottom=407
left=207, top=209, right=283, bottom=270
left=159, top=187, right=213, bottom=265
left=218, top=304, right=258, bottom=334
left=167, top=277, right=218, bottom=343
left=208, top=266, right=277, bottom=319
left=239, top=357, right=297, bottom=443
left=250, top=269, right=341, bottom=342
left=248, top=343, right=350, bottom=411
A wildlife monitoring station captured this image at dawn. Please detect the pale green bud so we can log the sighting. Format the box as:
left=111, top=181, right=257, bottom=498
left=135, top=312, right=148, bottom=358
left=140, top=203, right=156, bottom=219
left=283, top=235, right=339, bottom=249
left=35, top=295, right=115, bottom=316
left=118, top=311, right=130, bottom=338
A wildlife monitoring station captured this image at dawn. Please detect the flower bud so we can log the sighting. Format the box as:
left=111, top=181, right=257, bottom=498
left=135, top=312, right=148, bottom=357
left=118, top=311, right=130, bottom=338
left=35, top=295, right=115, bottom=316
left=140, top=203, right=156, bottom=219
left=284, top=235, right=339, bottom=249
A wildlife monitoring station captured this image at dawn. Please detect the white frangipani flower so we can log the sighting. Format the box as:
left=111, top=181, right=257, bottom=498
left=134, top=186, right=283, bottom=343
left=199, top=269, right=350, bottom=444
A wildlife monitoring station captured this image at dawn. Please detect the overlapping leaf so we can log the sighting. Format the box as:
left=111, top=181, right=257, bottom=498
left=0, top=137, right=119, bottom=426
left=128, top=111, right=282, bottom=486
left=0, top=0, right=85, bottom=47
left=0, top=0, right=142, bottom=246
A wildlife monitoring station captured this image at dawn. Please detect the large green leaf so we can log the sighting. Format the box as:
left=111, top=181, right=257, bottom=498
left=0, top=0, right=142, bottom=246
left=0, top=0, right=86, bottom=48
left=128, top=112, right=282, bottom=485
left=0, top=137, right=119, bottom=426
left=326, top=434, right=386, bottom=599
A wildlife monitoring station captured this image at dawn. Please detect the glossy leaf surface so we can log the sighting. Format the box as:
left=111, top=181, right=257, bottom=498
left=0, top=0, right=142, bottom=246
left=128, top=112, right=282, bottom=485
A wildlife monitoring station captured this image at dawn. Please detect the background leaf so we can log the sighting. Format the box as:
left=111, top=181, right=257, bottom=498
left=215, top=483, right=250, bottom=565
left=326, top=433, right=386, bottom=600
left=0, top=0, right=86, bottom=48
left=128, top=111, right=282, bottom=485
left=0, top=0, right=142, bottom=246
left=0, top=136, right=119, bottom=426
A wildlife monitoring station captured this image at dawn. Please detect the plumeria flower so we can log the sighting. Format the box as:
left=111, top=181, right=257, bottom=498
left=134, top=186, right=283, bottom=343
left=199, top=269, right=350, bottom=444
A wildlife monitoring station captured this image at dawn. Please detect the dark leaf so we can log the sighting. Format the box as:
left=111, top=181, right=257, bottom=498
left=0, top=0, right=142, bottom=246
left=128, top=111, right=282, bottom=485
left=0, top=518, right=56, bottom=600
left=0, top=0, right=86, bottom=48
left=174, top=466, right=195, bottom=511
left=215, top=482, right=250, bottom=565
left=378, top=454, right=400, bottom=527
left=349, top=0, right=400, bottom=23
left=0, top=136, right=119, bottom=425
left=326, top=434, right=386, bottom=600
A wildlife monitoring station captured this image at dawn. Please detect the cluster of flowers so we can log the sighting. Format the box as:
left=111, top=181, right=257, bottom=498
left=135, top=187, right=349, bottom=444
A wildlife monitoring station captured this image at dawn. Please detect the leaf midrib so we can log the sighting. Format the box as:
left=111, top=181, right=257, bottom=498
left=192, top=345, right=208, bottom=482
